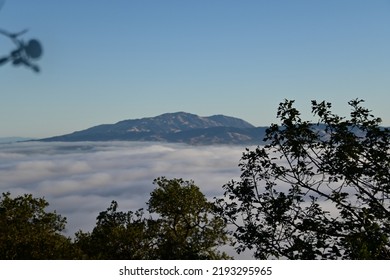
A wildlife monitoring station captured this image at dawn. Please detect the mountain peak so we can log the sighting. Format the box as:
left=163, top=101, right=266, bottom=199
left=40, top=112, right=265, bottom=145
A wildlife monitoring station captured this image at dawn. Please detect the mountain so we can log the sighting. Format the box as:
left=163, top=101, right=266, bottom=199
left=40, top=112, right=268, bottom=145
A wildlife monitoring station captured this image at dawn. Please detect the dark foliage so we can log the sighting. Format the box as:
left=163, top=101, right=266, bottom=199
left=75, top=201, right=158, bottom=259
left=0, top=192, right=79, bottom=259
left=148, top=177, right=230, bottom=259
left=75, top=177, right=230, bottom=259
left=216, top=99, right=390, bottom=259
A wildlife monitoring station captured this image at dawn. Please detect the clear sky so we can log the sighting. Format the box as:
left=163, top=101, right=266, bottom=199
left=1, top=0, right=389, bottom=138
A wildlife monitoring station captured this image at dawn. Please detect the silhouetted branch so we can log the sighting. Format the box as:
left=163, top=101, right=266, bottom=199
left=0, top=28, right=43, bottom=72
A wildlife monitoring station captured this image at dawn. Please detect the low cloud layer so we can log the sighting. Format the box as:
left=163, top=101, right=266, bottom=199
left=0, top=141, right=245, bottom=239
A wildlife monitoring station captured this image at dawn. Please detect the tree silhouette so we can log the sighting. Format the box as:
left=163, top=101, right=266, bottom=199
left=216, top=99, right=390, bottom=259
left=75, top=202, right=157, bottom=260
left=149, top=177, right=230, bottom=259
left=75, top=177, right=230, bottom=259
left=0, top=192, right=79, bottom=259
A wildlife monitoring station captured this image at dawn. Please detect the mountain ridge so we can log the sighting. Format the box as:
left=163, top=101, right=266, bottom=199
left=39, top=112, right=267, bottom=145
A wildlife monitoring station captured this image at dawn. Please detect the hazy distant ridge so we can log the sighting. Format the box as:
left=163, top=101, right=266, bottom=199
left=0, top=137, right=35, bottom=144
left=40, top=112, right=267, bottom=145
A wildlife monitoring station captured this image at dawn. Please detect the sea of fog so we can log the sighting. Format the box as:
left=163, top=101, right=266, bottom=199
left=1, top=141, right=256, bottom=258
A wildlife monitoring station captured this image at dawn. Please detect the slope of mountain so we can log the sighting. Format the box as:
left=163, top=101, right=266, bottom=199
left=40, top=112, right=267, bottom=145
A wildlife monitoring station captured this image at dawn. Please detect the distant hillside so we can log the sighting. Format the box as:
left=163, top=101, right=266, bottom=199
left=0, top=137, right=35, bottom=144
left=39, top=112, right=268, bottom=145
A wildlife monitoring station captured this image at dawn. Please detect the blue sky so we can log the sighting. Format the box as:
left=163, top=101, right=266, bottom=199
left=1, top=0, right=389, bottom=138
